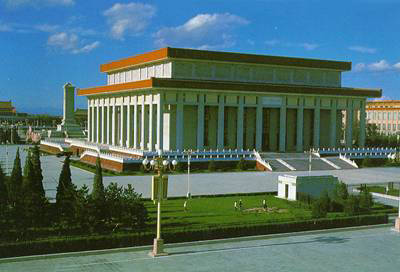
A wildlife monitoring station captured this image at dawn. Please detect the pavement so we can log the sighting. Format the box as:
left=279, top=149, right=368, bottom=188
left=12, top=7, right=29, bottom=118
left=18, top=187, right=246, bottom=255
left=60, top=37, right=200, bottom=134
left=1, top=145, right=400, bottom=200
left=1, top=225, right=400, bottom=272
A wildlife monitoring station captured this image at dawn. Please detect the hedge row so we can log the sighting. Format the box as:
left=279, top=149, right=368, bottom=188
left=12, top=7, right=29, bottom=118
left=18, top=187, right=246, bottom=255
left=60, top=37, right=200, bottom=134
left=0, top=214, right=387, bottom=258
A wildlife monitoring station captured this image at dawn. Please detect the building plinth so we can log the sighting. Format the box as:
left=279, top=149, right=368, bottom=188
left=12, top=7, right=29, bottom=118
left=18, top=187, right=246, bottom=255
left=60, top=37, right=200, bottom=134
left=149, top=238, right=168, bottom=257
left=395, top=217, right=400, bottom=232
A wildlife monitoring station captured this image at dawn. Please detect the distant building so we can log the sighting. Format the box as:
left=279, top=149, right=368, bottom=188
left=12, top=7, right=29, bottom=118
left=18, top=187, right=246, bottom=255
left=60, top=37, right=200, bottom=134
left=0, top=100, right=16, bottom=116
left=366, top=100, right=400, bottom=135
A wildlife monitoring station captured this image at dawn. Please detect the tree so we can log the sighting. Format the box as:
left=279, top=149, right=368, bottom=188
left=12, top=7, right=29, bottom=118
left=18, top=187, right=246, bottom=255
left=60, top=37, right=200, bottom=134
left=31, top=145, right=45, bottom=198
left=312, top=199, right=327, bottom=218
left=0, top=164, right=8, bottom=207
left=92, top=156, right=105, bottom=202
left=90, top=155, right=106, bottom=228
left=344, top=195, right=360, bottom=216
left=359, top=187, right=373, bottom=211
left=21, top=151, right=47, bottom=227
left=319, top=191, right=331, bottom=213
left=23, top=151, right=32, bottom=177
left=236, top=158, right=246, bottom=171
left=56, top=156, right=76, bottom=225
left=121, top=184, right=147, bottom=229
left=208, top=160, right=216, bottom=172
left=7, top=148, right=23, bottom=207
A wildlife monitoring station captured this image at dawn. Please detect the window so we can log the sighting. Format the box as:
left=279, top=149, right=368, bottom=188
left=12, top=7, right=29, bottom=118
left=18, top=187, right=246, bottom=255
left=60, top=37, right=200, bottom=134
left=383, top=112, right=387, bottom=120
left=383, top=124, right=386, bottom=130
left=388, top=124, right=391, bottom=131
left=378, top=112, right=381, bottom=120
left=395, top=112, right=397, bottom=120
left=394, top=124, right=397, bottom=131
left=388, top=112, right=392, bottom=120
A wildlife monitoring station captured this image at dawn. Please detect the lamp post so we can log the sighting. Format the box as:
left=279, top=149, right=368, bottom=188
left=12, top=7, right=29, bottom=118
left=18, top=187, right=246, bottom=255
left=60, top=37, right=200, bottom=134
left=396, top=181, right=400, bottom=232
left=142, top=152, right=177, bottom=257
left=185, top=150, right=192, bottom=199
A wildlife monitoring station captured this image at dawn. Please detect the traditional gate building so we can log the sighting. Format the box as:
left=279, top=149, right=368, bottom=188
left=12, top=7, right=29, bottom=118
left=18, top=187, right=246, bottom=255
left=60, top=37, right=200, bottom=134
left=77, top=47, right=381, bottom=153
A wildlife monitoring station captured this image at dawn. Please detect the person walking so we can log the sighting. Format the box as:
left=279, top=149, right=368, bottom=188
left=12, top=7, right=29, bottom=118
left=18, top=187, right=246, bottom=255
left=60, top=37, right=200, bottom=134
left=184, top=200, right=187, bottom=212
left=239, top=199, right=242, bottom=211
left=262, top=199, right=267, bottom=210
left=234, top=201, right=238, bottom=211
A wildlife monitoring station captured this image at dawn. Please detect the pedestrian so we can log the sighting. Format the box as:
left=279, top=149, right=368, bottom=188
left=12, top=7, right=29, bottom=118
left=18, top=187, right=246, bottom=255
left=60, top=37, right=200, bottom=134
left=184, top=200, right=187, bottom=212
left=262, top=199, right=267, bottom=209
left=234, top=201, right=237, bottom=211
left=239, top=199, right=242, bottom=211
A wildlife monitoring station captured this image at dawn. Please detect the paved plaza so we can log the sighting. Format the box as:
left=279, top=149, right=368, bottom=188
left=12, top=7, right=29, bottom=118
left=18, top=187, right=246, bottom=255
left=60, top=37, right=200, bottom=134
left=1, top=145, right=400, bottom=199
left=1, top=225, right=399, bottom=271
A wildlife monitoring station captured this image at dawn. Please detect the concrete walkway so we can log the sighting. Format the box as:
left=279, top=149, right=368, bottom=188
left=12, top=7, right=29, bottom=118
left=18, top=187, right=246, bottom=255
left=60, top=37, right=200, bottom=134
left=1, top=225, right=399, bottom=272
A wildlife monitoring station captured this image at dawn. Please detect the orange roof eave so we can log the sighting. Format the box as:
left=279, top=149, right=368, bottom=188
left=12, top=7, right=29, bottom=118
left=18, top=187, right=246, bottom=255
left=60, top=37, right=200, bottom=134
left=77, top=79, right=153, bottom=96
left=100, top=48, right=169, bottom=73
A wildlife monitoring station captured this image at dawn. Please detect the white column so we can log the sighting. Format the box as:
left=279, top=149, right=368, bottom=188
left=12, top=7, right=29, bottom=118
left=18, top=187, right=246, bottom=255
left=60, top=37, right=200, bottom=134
left=87, top=102, right=91, bottom=142
left=346, top=100, right=353, bottom=148
left=255, top=99, right=263, bottom=151
left=120, top=104, right=124, bottom=146
left=313, top=98, right=320, bottom=148
left=107, top=105, right=111, bottom=145
left=359, top=100, right=366, bottom=147
left=140, top=96, right=145, bottom=149
left=91, top=106, right=95, bottom=142
left=217, top=95, right=224, bottom=149
left=101, top=104, right=105, bottom=144
left=197, top=94, right=205, bottom=150
left=237, top=96, right=244, bottom=150
left=176, top=95, right=184, bottom=151
left=96, top=103, right=100, bottom=143
left=127, top=102, right=132, bottom=147
left=296, top=98, right=304, bottom=152
left=133, top=98, right=138, bottom=149
left=156, top=94, right=164, bottom=151
left=330, top=99, right=337, bottom=148
left=279, top=98, right=287, bottom=152
left=149, top=99, right=154, bottom=151
left=112, top=104, right=116, bottom=146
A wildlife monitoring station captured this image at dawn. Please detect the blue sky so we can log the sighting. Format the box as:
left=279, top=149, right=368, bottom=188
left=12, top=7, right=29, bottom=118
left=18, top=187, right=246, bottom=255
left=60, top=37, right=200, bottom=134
left=0, top=0, right=399, bottom=115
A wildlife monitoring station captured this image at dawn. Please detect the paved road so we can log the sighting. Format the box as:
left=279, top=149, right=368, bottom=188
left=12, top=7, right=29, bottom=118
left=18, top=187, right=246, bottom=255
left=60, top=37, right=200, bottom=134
left=1, top=225, right=399, bottom=272
left=2, top=145, right=400, bottom=199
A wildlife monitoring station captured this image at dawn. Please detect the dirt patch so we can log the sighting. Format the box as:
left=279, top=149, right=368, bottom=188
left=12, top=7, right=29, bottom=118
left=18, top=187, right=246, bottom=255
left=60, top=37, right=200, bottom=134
left=243, top=207, right=288, bottom=213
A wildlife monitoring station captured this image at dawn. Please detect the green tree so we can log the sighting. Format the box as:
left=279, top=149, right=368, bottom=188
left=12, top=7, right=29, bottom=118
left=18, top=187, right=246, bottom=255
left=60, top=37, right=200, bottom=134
left=22, top=152, right=47, bottom=227
left=311, top=199, right=327, bottom=218
left=31, top=145, right=45, bottom=198
left=319, top=191, right=331, bottom=213
left=92, top=156, right=105, bottom=202
left=90, top=156, right=106, bottom=229
left=0, top=164, right=7, bottom=207
left=7, top=148, right=23, bottom=207
left=344, top=195, right=360, bottom=216
left=121, top=184, right=147, bottom=229
left=236, top=158, right=246, bottom=171
left=208, top=160, right=216, bottom=172
left=56, top=156, right=76, bottom=225
left=23, top=151, right=32, bottom=177
left=359, top=187, right=373, bottom=211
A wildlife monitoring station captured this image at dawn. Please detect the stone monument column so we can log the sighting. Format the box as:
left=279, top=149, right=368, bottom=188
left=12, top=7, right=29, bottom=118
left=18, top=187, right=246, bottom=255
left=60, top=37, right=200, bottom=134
left=62, top=83, right=76, bottom=126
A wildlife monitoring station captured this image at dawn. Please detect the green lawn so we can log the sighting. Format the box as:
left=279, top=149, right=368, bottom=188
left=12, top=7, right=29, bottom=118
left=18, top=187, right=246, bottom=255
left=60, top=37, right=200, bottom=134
left=363, top=186, right=400, bottom=197
left=145, top=194, right=313, bottom=232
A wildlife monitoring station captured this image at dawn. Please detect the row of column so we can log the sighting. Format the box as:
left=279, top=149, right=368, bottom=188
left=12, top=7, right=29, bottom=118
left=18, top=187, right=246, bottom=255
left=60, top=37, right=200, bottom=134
left=87, top=96, right=366, bottom=151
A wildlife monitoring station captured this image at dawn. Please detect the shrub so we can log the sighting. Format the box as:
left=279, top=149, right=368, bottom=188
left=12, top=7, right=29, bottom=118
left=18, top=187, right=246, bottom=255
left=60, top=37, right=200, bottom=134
left=359, top=187, right=373, bottom=211
left=344, top=195, right=360, bottom=216
left=311, top=199, right=327, bottom=218
left=208, top=160, right=216, bottom=172
left=236, top=159, right=246, bottom=171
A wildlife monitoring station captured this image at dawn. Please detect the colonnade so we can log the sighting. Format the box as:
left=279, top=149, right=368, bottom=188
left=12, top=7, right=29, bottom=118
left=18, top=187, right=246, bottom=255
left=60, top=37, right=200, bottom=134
left=87, top=93, right=366, bottom=152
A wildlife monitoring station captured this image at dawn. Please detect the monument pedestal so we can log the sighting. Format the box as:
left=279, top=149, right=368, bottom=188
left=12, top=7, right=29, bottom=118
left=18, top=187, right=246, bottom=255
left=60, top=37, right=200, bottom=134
left=148, top=238, right=168, bottom=257
left=395, top=217, right=400, bottom=232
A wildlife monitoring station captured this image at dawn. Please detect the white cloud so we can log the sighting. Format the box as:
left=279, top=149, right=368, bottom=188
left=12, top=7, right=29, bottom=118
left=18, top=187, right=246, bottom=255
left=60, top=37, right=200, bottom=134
left=299, top=42, right=319, bottom=51
left=154, top=13, right=249, bottom=49
left=368, top=60, right=391, bottom=71
left=264, top=40, right=319, bottom=51
left=353, top=60, right=400, bottom=72
left=47, top=32, right=99, bottom=54
left=72, top=41, right=100, bottom=54
left=265, top=39, right=280, bottom=46
left=0, top=23, right=12, bottom=32
left=35, top=24, right=59, bottom=32
left=2, top=0, right=74, bottom=7
left=103, top=2, right=156, bottom=40
left=354, top=62, right=366, bottom=72
left=348, top=45, right=376, bottom=54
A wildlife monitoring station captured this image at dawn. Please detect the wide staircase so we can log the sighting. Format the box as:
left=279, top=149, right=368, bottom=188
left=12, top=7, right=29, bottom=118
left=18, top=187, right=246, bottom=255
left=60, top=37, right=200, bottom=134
left=257, top=152, right=357, bottom=172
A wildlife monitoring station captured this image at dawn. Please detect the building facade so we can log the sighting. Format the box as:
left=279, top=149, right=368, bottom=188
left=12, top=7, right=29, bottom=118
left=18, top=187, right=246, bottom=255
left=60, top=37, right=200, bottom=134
left=78, top=47, right=381, bottom=152
left=0, top=101, right=16, bottom=116
left=366, top=100, right=400, bottom=135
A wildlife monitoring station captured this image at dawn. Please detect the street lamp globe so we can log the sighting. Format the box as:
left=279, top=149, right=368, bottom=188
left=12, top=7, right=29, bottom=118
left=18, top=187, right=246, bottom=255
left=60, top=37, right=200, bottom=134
left=172, top=160, right=178, bottom=166
left=150, top=160, right=156, bottom=166
left=142, top=158, right=149, bottom=166
left=162, top=160, right=169, bottom=166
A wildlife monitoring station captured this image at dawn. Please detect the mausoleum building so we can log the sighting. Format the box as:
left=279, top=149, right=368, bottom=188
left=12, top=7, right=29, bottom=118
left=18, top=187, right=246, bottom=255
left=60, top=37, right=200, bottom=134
left=78, top=47, right=381, bottom=153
